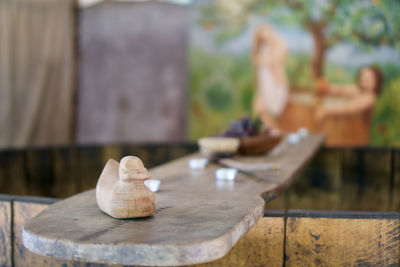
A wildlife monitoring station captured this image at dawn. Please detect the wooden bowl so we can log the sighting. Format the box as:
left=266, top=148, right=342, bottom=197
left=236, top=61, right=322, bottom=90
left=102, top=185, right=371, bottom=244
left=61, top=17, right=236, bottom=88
left=238, top=133, right=282, bottom=155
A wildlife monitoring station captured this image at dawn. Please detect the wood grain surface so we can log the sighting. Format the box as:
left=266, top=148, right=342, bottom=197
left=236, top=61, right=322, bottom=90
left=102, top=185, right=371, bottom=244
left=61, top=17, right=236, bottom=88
left=267, top=147, right=399, bottom=212
left=341, top=149, right=392, bottom=211
left=14, top=201, right=121, bottom=267
left=281, top=149, right=342, bottom=211
left=2, top=196, right=399, bottom=266
left=285, top=216, right=400, bottom=266
left=2, top=196, right=285, bottom=267
left=392, top=150, right=400, bottom=211
left=96, top=157, right=156, bottom=218
left=52, top=148, right=81, bottom=198
left=23, top=135, right=324, bottom=266
left=0, top=199, right=11, bottom=267
left=0, top=151, right=28, bottom=195
left=14, top=201, right=62, bottom=267
left=195, top=217, right=284, bottom=267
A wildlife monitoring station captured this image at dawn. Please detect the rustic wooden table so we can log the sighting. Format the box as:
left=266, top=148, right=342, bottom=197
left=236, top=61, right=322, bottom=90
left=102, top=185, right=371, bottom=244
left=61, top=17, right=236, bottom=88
left=23, top=135, right=324, bottom=266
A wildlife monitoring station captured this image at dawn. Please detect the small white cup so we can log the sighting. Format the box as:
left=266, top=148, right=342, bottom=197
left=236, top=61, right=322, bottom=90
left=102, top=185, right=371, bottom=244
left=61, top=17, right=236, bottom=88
left=287, top=133, right=300, bottom=144
left=215, top=168, right=238, bottom=181
left=189, top=158, right=209, bottom=170
left=145, top=179, right=161, bottom=192
left=297, top=128, right=309, bottom=139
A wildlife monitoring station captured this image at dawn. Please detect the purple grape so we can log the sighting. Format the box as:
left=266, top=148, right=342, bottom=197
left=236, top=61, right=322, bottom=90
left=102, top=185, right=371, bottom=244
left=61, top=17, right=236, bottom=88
left=221, top=116, right=263, bottom=138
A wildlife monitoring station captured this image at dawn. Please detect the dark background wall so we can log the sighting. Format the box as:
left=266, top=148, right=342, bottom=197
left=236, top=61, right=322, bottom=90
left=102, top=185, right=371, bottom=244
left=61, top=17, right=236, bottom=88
left=0, top=1, right=189, bottom=149
left=77, top=2, right=188, bottom=144
left=0, top=0, right=76, bottom=149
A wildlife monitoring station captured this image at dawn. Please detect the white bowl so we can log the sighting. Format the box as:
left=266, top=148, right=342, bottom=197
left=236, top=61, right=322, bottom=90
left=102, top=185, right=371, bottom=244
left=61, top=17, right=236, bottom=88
left=145, top=179, right=161, bottom=192
left=198, top=137, right=240, bottom=157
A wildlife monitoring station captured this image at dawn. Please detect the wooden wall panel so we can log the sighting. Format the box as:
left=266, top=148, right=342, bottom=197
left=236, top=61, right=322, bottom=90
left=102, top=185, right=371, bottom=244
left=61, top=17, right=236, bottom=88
left=392, top=150, right=400, bottom=211
left=101, top=146, right=122, bottom=167
left=0, top=153, right=6, bottom=195
left=14, top=201, right=61, bottom=267
left=265, top=191, right=288, bottom=210
left=286, top=149, right=342, bottom=210
left=285, top=216, right=400, bottom=266
left=0, top=147, right=398, bottom=212
left=26, top=149, right=54, bottom=197
left=195, top=217, right=284, bottom=267
left=341, top=149, right=392, bottom=211
left=341, top=149, right=366, bottom=211
left=340, top=150, right=357, bottom=210
left=0, top=199, right=12, bottom=267
left=6, top=199, right=400, bottom=266
left=1, top=151, right=28, bottom=195
left=51, top=148, right=81, bottom=199
left=268, top=148, right=397, bottom=212
left=76, top=147, right=104, bottom=192
left=0, top=144, right=198, bottom=199
left=361, top=150, right=392, bottom=211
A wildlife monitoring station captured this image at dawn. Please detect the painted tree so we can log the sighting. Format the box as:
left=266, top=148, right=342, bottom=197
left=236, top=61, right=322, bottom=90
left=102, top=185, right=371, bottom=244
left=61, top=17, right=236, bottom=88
left=199, top=0, right=400, bottom=79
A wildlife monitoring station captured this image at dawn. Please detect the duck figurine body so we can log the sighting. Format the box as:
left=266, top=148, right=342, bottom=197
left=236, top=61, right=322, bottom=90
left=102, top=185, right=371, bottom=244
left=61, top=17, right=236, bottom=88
left=96, top=156, right=155, bottom=218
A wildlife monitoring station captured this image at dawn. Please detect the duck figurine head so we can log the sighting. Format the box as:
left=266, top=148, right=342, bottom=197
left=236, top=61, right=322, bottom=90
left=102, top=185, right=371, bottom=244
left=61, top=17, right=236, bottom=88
left=119, top=156, right=150, bottom=182
left=96, top=156, right=156, bottom=219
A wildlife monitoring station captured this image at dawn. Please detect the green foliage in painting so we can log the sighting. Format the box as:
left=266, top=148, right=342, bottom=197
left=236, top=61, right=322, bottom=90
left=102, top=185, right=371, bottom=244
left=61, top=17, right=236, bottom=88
left=205, top=83, right=233, bottom=111
left=188, top=48, right=255, bottom=139
left=371, top=74, right=400, bottom=146
left=200, top=0, right=400, bottom=78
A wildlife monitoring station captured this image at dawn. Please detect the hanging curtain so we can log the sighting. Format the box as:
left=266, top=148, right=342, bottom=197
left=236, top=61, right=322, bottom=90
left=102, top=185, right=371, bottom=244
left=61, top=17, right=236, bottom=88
left=0, top=0, right=76, bottom=148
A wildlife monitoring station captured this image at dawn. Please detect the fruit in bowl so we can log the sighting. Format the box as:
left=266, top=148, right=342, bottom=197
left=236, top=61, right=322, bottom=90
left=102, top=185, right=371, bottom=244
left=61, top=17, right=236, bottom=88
left=222, top=116, right=282, bottom=155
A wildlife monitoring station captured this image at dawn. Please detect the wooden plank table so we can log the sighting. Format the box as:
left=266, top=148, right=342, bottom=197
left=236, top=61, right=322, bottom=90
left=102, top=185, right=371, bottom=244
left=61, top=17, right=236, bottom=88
left=22, top=135, right=324, bottom=266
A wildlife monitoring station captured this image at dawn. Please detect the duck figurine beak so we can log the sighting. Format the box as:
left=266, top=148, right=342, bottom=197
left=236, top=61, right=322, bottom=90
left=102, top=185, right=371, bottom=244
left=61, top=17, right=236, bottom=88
left=96, top=156, right=156, bottom=218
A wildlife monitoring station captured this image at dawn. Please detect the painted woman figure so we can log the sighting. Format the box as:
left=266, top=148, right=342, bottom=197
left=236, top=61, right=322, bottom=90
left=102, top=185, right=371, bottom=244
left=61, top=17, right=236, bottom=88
left=252, top=25, right=288, bottom=130
left=316, top=66, right=384, bottom=145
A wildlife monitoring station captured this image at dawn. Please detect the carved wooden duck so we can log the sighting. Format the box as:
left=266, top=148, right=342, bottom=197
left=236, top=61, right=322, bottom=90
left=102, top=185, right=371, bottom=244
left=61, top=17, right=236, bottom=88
left=96, top=156, right=155, bottom=218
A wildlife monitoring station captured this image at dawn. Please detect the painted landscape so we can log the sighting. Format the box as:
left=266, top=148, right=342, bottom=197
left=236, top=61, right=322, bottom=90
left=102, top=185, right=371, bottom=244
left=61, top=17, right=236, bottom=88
left=188, top=0, right=400, bottom=146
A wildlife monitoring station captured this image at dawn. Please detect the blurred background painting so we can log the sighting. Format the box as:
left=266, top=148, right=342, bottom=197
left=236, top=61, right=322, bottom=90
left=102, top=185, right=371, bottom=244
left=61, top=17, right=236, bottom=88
left=188, top=0, right=400, bottom=146
left=0, top=0, right=400, bottom=149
